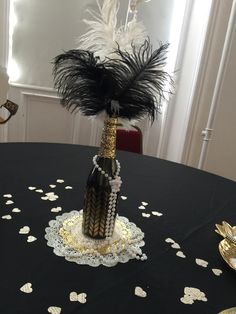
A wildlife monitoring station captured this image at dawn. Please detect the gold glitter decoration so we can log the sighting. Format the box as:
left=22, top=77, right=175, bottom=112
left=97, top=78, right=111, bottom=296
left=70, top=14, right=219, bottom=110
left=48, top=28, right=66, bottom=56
left=98, top=117, right=118, bottom=159
left=59, top=214, right=132, bottom=255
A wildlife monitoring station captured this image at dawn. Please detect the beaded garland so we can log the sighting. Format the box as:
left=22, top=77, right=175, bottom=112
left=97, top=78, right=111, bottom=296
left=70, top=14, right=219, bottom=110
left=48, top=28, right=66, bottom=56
left=92, top=154, right=122, bottom=238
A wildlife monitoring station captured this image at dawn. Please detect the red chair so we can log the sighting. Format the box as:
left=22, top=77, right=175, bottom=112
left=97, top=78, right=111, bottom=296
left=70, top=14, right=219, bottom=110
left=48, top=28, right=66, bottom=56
left=116, top=124, right=142, bottom=154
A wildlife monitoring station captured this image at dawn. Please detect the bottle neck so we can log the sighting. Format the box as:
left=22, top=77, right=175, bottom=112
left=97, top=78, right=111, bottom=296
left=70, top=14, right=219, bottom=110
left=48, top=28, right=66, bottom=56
left=98, top=117, right=118, bottom=159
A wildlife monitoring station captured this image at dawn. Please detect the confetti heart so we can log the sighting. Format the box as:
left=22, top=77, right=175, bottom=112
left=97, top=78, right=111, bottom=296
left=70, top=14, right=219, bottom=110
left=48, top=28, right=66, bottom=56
left=20, top=283, right=33, bottom=294
left=151, top=211, right=163, bottom=216
left=171, top=243, right=181, bottom=249
left=35, top=189, right=43, bottom=193
left=12, top=208, right=21, bottom=213
left=183, top=287, right=207, bottom=302
left=49, top=185, right=56, bottom=188
left=165, top=238, right=175, bottom=244
left=121, top=196, right=127, bottom=200
left=3, top=194, right=12, bottom=198
left=195, top=258, right=208, bottom=268
left=28, top=187, right=36, bottom=190
left=70, top=292, right=87, bottom=303
left=2, top=214, right=12, bottom=220
left=6, top=200, right=14, bottom=205
left=51, top=207, right=62, bottom=213
left=65, top=186, right=73, bottom=190
left=142, top=202, right=148, bottom=206
left=56, top=179, right=64, bottom=183
left=48, top=307, right=62, bottom=314
left=176, top=251, right=186, bottom=258
left=134, top=286, right=147, bottom=298
left=19, top=226, right=30, bottom=234
left=139, top=205, right=146, bottom=210
left=142, top=213, right=150, bottom=218
left=212, top=268, right=222, bottom=276
left=27, top=236, right=37, bottom=242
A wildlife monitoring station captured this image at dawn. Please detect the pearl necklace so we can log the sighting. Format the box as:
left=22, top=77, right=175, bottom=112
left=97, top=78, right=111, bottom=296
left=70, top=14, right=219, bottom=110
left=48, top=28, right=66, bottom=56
left=92, top=155, right=122, bottom=238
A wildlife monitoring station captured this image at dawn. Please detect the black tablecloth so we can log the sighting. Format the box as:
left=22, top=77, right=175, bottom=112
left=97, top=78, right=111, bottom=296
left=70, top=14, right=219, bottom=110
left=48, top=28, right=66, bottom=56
left=0, top=143, right=236, bottom=314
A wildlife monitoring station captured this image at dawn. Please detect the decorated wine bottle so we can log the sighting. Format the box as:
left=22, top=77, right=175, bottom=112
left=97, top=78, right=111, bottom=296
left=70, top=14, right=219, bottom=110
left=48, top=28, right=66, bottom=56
left=82, top=117, right=121, bottom=239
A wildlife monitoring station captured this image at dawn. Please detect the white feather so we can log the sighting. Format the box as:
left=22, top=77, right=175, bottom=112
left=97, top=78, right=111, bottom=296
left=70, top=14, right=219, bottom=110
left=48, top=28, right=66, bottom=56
left=77, top=0, right=147, bottom=60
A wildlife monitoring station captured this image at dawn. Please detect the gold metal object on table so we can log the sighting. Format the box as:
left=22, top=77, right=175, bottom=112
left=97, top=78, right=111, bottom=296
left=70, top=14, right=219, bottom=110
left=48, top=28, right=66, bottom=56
left=215, top=221, right=236, bottom=270
left=219, top=307, right=236, bottom=314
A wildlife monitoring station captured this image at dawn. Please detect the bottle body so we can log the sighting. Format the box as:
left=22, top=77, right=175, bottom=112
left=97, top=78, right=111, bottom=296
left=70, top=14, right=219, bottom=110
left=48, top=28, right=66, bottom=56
left=82, top=117, right=119, bottom=239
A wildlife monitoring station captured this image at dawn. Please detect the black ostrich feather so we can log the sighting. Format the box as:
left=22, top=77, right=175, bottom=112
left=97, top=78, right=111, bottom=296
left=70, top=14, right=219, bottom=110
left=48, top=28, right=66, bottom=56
left=52, top=39, right=172, bottom=121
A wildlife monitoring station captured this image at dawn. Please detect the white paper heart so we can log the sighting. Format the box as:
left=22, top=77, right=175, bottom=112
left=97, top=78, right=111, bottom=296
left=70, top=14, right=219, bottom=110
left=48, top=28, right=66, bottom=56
left=176, top=251, right=186, bottom=258
left=35, top=189, right=43, bottom=193
left=19, top=226, right=30, bottom=234
left=171, top=243, right=181, bottom=249
left=28, top=186, right=36, bottom=190
left=134, top=286, right=147, bottom=298
left=51, top=207, right=62, bottom=213
left=65, top=186, right=73, bottom=190
left=48, top=307, right=62, bottom=314
left=139, top=205, right=146, bottom=210
left=165, top=238, right=175, bottom=244
left=151, top=211, right=163, bottom=216
left=2, top=214, right=12, bottom=220
left=49, top=185, right=56, bottom=188
left=56, top=179, right=64, bottom=183
left=6, top=200, right=14, bottom=205
left=121, top=196, right=127, bottom=200
left=142, top=202, right=148, bottom=206
left=184, top=287, right=207, bottom=302
left=12, top=208, right=21, bottom=213
left=20, top=282, right=33, bottom=293
left=195, top=258, right=208, bottom=268
left=3, top=194, right=12, bottom=198
left=70, top=292, right=87, bottom=303
left=212, top=268, right=222, bottom=276
left=142, top=213, right=150, bottom=218
left=27, top=236, right=37, bottom=242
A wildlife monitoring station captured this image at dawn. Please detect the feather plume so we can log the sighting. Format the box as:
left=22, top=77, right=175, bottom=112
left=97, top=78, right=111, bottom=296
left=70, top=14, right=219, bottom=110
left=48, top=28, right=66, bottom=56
left=52, top=39, right=172, bottom=122
left=78, top=0, right=146, bottom=60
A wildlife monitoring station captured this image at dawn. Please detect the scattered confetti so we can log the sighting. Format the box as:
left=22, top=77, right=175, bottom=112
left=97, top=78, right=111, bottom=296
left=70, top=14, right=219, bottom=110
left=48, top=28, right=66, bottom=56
left=121, top=196, right=127, bottom=200
left=142, top=202, right=148, bottom=206
left=180, top=287, right=207, bottom=304
left=48, top=307, right=62, bottom=314
left=195, top=258, right=208, bottom=268
left=212, top=268, right=222, bottom=276
left=28, top=187, right=36, bottom=190
left=3, top=194, right=12, bottom=198
left=171, top=243, right=181, bottom=249
left=51, top=207, right=62, bottom=213
left=27, top=236, right=37, bottom=243
left=12, top=208, right=21, bottom=213
left=49, top=185, right=56, bottom=188
left=65, top=186, right=73, bottom=190
left=56, top=179, right=64, bottom=183
left=69, top=292, right=87, bottom=303
left=35, top=189, right=43, bottom=193
left=19, top=226, right=30, bottom=234
left=142, top=213, right=150, bottom=218
left=20, top=283, right=33, bottom=294
left=134, top=286, right=147, bottom=298
left=152, top=211, right=163, bottom=216
left=1, top=214, right=12, bottom=220
left=176, top=251, right=186, bottom=258
left=139, top=205, right=146, bottom=210
left=165, top=238, right=175, bottom=244
left=5, top=200, right=14, bottom=205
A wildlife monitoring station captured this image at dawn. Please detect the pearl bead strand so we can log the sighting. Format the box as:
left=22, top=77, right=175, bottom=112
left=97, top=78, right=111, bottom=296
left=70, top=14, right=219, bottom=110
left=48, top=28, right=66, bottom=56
left=92, top=155, right=122, bottom=238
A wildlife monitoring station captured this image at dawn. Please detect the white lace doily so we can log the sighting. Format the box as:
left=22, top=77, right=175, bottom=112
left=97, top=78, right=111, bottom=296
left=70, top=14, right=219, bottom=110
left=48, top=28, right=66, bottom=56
left=45, top=210, right=146, bottom=267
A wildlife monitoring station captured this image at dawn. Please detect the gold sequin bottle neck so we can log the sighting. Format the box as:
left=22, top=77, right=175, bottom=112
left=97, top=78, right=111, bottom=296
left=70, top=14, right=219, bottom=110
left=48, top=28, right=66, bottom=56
left=98, top=117, right=118, bottom=159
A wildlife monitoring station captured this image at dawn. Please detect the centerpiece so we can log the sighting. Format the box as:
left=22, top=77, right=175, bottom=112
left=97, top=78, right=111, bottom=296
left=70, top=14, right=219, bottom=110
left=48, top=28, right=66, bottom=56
left=45, top=0, right=173, bottom=267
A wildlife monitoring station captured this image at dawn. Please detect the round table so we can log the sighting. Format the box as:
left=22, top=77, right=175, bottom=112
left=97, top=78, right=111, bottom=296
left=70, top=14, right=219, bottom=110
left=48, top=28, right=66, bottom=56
left=0, top=143, right=235, bottom=314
